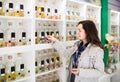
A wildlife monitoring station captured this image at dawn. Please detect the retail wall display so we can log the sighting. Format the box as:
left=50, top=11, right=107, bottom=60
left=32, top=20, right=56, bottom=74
left=35, top=49, right=62, bottom=75
left=36, top=71, right=60, bottom=82
left=0, top=52, right=31, bottom=82
left=66, top=23, right=77, bottom=41
left=35, top=21, right=63, bottom=44
left=109, top=10, right=119, bottom=37
left=0, top=19, right=31, bottom=47
left=0, top=0, right=101, bottom=82
left=35, top=0, right=63, bottom=20
left=0, top=0, right=32, bottom=17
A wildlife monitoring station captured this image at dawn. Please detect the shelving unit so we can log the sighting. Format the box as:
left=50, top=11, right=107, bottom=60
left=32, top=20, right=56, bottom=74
left=0, top=0, right=101, bottom=82
left=109, top=10, right=120, bottom=64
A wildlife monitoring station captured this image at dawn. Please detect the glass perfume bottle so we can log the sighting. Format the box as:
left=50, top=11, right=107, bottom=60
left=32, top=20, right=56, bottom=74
left=15, top=53, right=25, bottom=79
left=40, top=59, right=45, bottom=72
left=47, top=8, right=51, bottom=19
left=6, top=55, right=17, bottom=81
left=19, top=4, right=24, bottom=17
left=35, top=32, right=38, bottom=44
left=54, top=9, right=58, bottom=19
left=0, top=56, right=7, bottom=82
left=0, top=1, right=3, bottom=15
left=50, top=55, right=55, bottom=70
left=41, top=7, right=45, bottom=18
left=11, top=32, right=16, bottom=46
left=21, top=32, right=26, bottom=45
left=0, top=32, right=4, bottom=47
left=8, top=3, right=14, bottom=16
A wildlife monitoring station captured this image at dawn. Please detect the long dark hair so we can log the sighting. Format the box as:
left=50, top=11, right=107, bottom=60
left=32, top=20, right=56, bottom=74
left=77, top=20, right=103, bottom=49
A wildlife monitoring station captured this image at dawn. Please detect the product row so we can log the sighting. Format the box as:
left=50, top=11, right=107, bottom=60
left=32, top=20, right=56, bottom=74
left=35, top=0, right=62, bottom=20
left=0, top=54, right=30, bottom=82
left=0, top=19, right=31, bottom=47
left=0, top=1, right=25, bottom=17
left=36, top=71, right=60, bottom=82
left=35, top=22, right=63, bottom=44
left=35, top=49, right=62, bottom=74
left=66, top=23, right=77, bottom=41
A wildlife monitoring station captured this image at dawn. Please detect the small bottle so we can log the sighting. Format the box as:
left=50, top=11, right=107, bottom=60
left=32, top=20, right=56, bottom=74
left=11, top=32, right=16, bottom=46
left=27, top=39, right=31, bottom=45
left=40, top=32, right=45, bottom=43
left=0, top=1, right=3, bottom=15
left=21, top=32, right=26, bottom=45
left=35, top=32, right=38, bottom=44
left=9, top=3, right=14, bottom=16
left=35, top=57, right=39, bottom=74
left=45, top=57, right=50, bottom=71
left=6, top=55, right=17, bottom=81
left=4, top=9, right=9, bottom=16
left=35, top=6, right=39, bottom=18
left=15, top=53, right=25, bottom=78
left=40, top=59, right=45, bottom=72
left=0, top=56, right=7, bottom=82
left=47, top=8, right=52, bottom=19
left=41, top=7, right=45, bottom=18
left=19, top=4, right=24, bottom=17
left=0, top=33, right=4, bottom=47
left=54, top=9, right=58, bottom=19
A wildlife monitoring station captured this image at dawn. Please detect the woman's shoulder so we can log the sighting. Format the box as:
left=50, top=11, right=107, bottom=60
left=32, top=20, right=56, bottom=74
left=90, top=44, right=103, bottom=52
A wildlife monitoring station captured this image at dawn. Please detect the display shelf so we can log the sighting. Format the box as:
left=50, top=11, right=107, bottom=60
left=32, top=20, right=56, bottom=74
left=35, top=44, right=53, bottom=50
left=12, top=76, right=31, bottom=82
left=0, top=16, right=32, bottom=20
left=35, top=18, right=63, bottom=22
left=0, top=45, right=32, bottom=54
left=35, top=67, right=63, bottom=77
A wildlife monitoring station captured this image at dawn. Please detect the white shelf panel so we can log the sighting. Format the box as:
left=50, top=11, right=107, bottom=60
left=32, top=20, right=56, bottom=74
left=35, top=18, right=63, bottom=22
left=66, top=20, right=79, bottom=23
left=12, top=76, right=31, bottom=82
left=35, top=44, right=53, bottom=50
left=64, top=40, right=77, bottom=46
left=69, top=0, right=101, bottom=8
left=0, top=16, right=32, bottom=20
left=0, top=45, right=33, bottom=54
left=35, top=67, right=63, bottom=77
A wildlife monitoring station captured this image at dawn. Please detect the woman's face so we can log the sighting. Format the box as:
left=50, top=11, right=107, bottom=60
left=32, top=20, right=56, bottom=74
left=77, top=24, right=87, bottom=42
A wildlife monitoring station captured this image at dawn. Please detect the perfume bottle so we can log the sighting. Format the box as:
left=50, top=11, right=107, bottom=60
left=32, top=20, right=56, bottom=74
left=54, top=9, right=58, bottom=19
left=11, top=32, right=16, bottom=46
left=35, top=6, right=39, bottom=18
left=45, top=56, right=50, bottom=71
left=41, top=7, right=45, bottom=18
left=47, top=8, right=51, bottom=19
left=0, top=33, right=4, bottom=47
left=50, top=56, right=55, bottom=70
left=40, top=59, right=45, bottom=72
left=35, top=53, right=40, bottom=74
left=0, top=56, right=7, bottom=82
left=15, top=53, right=25, bottom=79
left=40, top=31, right=46, bottom=43
left=35, top=32, right=38, bottom=44
left=21, top=32, right=26, bottom=45
left=19, top=4, right=24, bottom=17
left=6, top=55, right=17, bottom=81
left=0, top=1, right=3, bottom=15
left=9, top=3, right=14, bottom=16
left=5, top=10, right=9, bottom=16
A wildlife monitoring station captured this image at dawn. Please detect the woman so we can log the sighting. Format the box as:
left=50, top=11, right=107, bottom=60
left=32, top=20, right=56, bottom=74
left=47, top=20, right=104, bottom=82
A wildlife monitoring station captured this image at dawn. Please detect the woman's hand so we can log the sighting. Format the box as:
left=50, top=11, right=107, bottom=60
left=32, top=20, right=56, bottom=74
left=71, top=68, right=80, bottom=75
left=47, top=36, right=57, bottom=43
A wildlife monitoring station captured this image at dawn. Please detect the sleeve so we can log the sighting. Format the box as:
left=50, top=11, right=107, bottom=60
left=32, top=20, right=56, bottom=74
left=52, top=40, right=77, bottom=58
left=78, top=48, right=104, bottom=78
